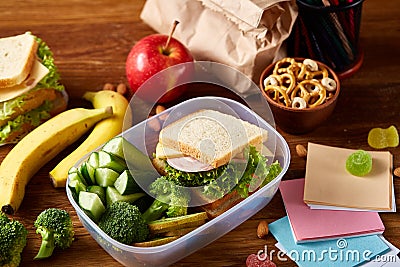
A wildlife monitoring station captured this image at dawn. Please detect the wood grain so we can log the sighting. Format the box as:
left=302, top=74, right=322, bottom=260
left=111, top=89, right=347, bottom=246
left=0, top=0, right=399, bottom=266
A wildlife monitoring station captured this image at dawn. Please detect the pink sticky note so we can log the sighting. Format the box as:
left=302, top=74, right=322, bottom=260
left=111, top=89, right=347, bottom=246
left=280, top=178, right=385, bottom=243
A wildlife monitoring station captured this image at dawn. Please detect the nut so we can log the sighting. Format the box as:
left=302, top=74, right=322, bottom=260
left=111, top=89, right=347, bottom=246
left=394, top=167, right=400, bottom=178
left=296, top=144, right=307, bottom=158
left=257, top=220, right=269, bottom=239
left=103, top=83, right=115, bottom=91
left=116, top=83, right=127, bottom=95
left=155, top=105, right=166, bottom=114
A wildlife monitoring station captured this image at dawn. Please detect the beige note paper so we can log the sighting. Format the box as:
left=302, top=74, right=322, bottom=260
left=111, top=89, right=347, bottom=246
left=304, top=143, right=393, bottom=211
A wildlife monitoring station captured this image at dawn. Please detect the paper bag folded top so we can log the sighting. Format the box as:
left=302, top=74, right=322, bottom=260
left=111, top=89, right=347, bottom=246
left=140, top=0, right=298, bottom=96
left=200, top=0, right=288, bottom=31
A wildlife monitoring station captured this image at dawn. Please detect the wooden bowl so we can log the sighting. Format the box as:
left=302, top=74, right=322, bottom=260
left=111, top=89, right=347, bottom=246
left=259, top=58, right=340, bottom=134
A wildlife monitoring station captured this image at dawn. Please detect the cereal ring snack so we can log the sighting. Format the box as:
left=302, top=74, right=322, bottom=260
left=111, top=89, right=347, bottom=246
left=262, top=58, right=337, bottom=109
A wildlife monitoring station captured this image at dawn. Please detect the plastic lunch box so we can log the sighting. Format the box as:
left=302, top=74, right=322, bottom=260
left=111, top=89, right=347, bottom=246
left=66, top=96, right=290, bottom=266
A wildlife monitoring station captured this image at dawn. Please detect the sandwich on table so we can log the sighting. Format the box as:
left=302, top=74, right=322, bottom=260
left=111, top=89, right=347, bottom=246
left=0, top=32, right=67, bottom=144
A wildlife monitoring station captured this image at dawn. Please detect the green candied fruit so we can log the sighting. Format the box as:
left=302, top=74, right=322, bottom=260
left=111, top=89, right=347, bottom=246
left=368, top=125, right=399, bottom=149
left=346, top=150, right=372, bottom=177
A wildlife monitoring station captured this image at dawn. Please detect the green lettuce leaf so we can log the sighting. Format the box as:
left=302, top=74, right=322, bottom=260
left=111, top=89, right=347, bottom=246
left=164, top=161, right=228, bottom=187
left=163, top=146, right=282, bottom=200
left=35, top=35, right=64, bottom=92
left=260, top=160, right=282, bottom=188
left=0, top=101, right=52, bottom=143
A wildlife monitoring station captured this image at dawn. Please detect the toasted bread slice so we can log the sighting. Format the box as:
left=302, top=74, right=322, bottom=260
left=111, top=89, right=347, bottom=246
left=155, top=142, right=184, bottom=159
left=0, top=90, right=68, bottom=144
left=0, top=32, right=38, bottom=88
left=0, top=88, right=58, bottom=127
left=0, top=59, right=49, bottom=102
left=198, top=190, right=243, bottom=219
left=159, top=109, right=268, bottom=168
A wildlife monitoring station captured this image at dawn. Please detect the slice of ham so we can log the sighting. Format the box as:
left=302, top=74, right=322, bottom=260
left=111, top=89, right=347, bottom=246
left=166, top=156, right=248, bottom=173
left=167, top=156, right=214, bottom=172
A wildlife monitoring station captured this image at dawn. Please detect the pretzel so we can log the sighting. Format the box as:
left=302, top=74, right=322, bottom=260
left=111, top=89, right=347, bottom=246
left=264, top=85, right=291, bottom=107
left=273, top=58, right=297, bottom=75
left=276, top=72, right=296, bottom=95
left=305, top=66, right=329, bottom=80
left=274, top=59, right=306, bottom=83
left=264, top=73, right=296, bottom=94
left=263, top=57, right=336, bottom=109
left=291, top=80, right=326, bottom=108
left=303, top=79, right=321, bottom=94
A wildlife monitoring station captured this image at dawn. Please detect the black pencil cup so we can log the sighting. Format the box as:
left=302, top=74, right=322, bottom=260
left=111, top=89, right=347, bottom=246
left=287, top=0, right=364, bottom=79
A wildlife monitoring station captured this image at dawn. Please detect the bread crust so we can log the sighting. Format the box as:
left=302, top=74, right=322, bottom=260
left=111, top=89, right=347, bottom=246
left=0, top=33, right=38, bottom=88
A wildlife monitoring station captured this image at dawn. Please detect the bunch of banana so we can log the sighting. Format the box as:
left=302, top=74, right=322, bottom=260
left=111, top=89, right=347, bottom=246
left=50, top=90, right=130, bottom=187
left=0, top=106, right=113, bottom=215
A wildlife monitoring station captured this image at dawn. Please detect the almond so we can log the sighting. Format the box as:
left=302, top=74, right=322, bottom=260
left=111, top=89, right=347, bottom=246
left=155, top=105, right=166, bottom=114
left=116, top=83, right=127, bottom=95
left=296, top=144, right=307, bottom=158
left=394, top=167, right=400, bottom=178
left=103, top=83, right=115, bottom=91
left=257, top=220, right=269, bottom=239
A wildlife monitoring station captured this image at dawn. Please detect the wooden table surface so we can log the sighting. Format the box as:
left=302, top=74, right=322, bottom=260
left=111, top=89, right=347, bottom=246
left=1, top=1, right=399, bottom=266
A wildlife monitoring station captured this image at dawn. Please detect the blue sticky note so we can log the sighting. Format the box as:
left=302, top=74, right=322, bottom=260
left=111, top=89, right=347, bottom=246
left=269, top=216, right=390, bottom=267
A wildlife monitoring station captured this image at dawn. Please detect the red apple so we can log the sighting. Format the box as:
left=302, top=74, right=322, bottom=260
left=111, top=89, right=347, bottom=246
left=126, top=22, right=194, bottom=103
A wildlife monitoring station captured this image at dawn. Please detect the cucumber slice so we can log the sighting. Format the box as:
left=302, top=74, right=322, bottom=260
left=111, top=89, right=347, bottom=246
left=114, top=170, right=141, bottom=195
left=95, top=168, right=120, bottom=187
left=87, top=185, right=106, bottom=205
left=86, top=162, right=96, bottom=184
left=102, top=136, right=126, bottom=159
left=78, top=191, right=106, bottom=222
left=147, top=212, right=208, bottom=235
left=88, top=151, right=99, bottom=169
left=69, top=170, right=87, bottom=186
left=79, top=162, right=95, bottom=185
left=105, top=186, right=145, bottom=207
left=102, top=136, right=154, bottom=172
left=98, top=150, right=127, bottom=173
left=68, top=166, right=78, bottom=174
left=68, top=172, right=87, bottom=201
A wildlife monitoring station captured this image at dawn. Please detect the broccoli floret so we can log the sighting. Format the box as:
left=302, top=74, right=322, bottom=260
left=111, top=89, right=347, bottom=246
left=0, top=212, right=9, bottom=225
left=0, top=212, right=27, bottom=267
left=34, top=208, right=74, bottom=260
left=98, top=201, right=149, bottom=245
left=142, top=176, right=191, bottom=222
